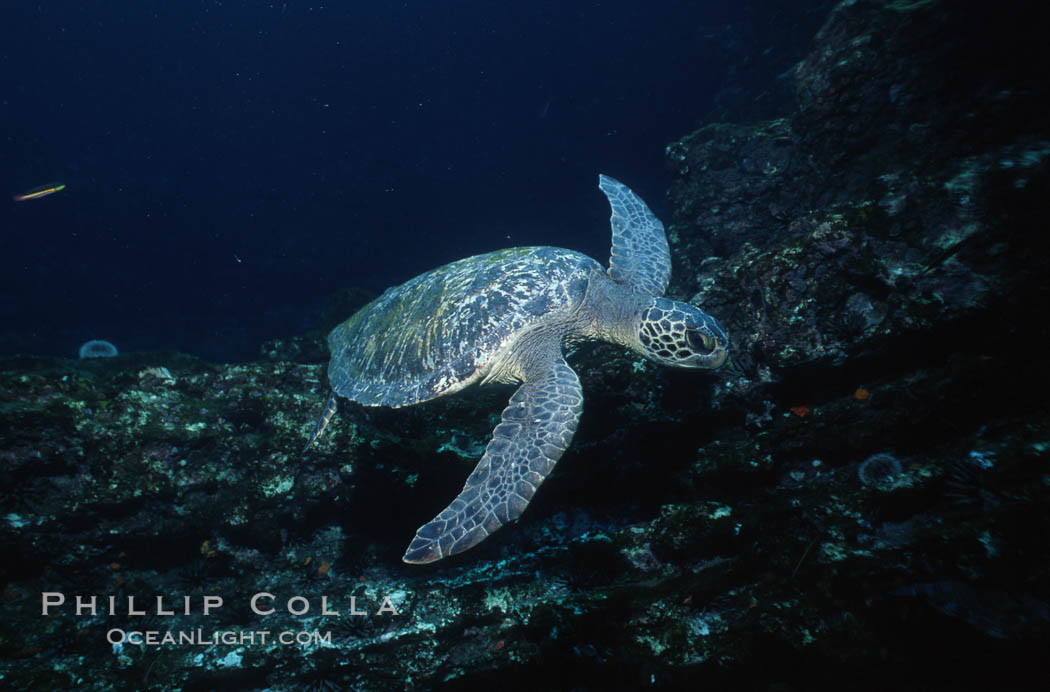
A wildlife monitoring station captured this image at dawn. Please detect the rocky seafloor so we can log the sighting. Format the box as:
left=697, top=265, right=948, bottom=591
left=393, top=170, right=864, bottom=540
left=2, top=1, right=1049, bottom=689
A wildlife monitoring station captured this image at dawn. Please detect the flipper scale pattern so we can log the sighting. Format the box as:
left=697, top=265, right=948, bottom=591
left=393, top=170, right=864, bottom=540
left=402, top=357, right=583, bottom=563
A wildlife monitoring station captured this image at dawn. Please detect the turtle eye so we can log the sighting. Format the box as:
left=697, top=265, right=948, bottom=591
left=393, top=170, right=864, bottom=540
left=686, top=329, right=715, bottom=354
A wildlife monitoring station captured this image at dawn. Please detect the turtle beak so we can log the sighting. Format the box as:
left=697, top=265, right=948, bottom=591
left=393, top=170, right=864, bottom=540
left=694, top=316, right=728, bottom=369
left=706, top=341, right=728, bottom=369
left=689, top=336, right=727, bottom=369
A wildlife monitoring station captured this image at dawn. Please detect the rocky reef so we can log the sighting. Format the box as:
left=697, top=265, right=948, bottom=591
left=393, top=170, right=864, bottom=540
left=2, top=1, right=1048, bottom=689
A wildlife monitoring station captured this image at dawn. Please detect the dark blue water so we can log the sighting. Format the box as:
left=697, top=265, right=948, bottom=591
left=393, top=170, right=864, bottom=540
left=1, top=1, right=827, bottom=362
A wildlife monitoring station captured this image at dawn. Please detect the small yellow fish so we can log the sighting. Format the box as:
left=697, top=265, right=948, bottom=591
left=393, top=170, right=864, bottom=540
left=13, top=183, right=65, bottom=202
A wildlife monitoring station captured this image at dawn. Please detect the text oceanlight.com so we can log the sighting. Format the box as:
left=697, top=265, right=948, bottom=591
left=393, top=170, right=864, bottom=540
left=108, top=628, right=332, bottom=647
left=41, top=591, right=400, bottom=647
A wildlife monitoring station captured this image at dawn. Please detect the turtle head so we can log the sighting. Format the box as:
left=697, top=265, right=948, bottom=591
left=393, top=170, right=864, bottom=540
left=635, top=297, right=728, bottom=370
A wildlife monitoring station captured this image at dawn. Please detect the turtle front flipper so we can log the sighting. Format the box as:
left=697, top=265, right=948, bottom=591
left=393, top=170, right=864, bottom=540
left=599, top=174, right=672, bottom=296
left=403, top=357, right=584, bottom=564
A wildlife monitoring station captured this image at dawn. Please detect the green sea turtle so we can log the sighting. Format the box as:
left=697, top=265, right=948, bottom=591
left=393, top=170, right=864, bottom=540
left=307, top=175, right=728, bottom=563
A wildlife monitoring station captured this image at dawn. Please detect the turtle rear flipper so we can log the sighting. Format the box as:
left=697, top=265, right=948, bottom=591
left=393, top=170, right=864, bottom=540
left=302, top=391, right=338, bottom=452
left=402, top=356, right=583, bottom=564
